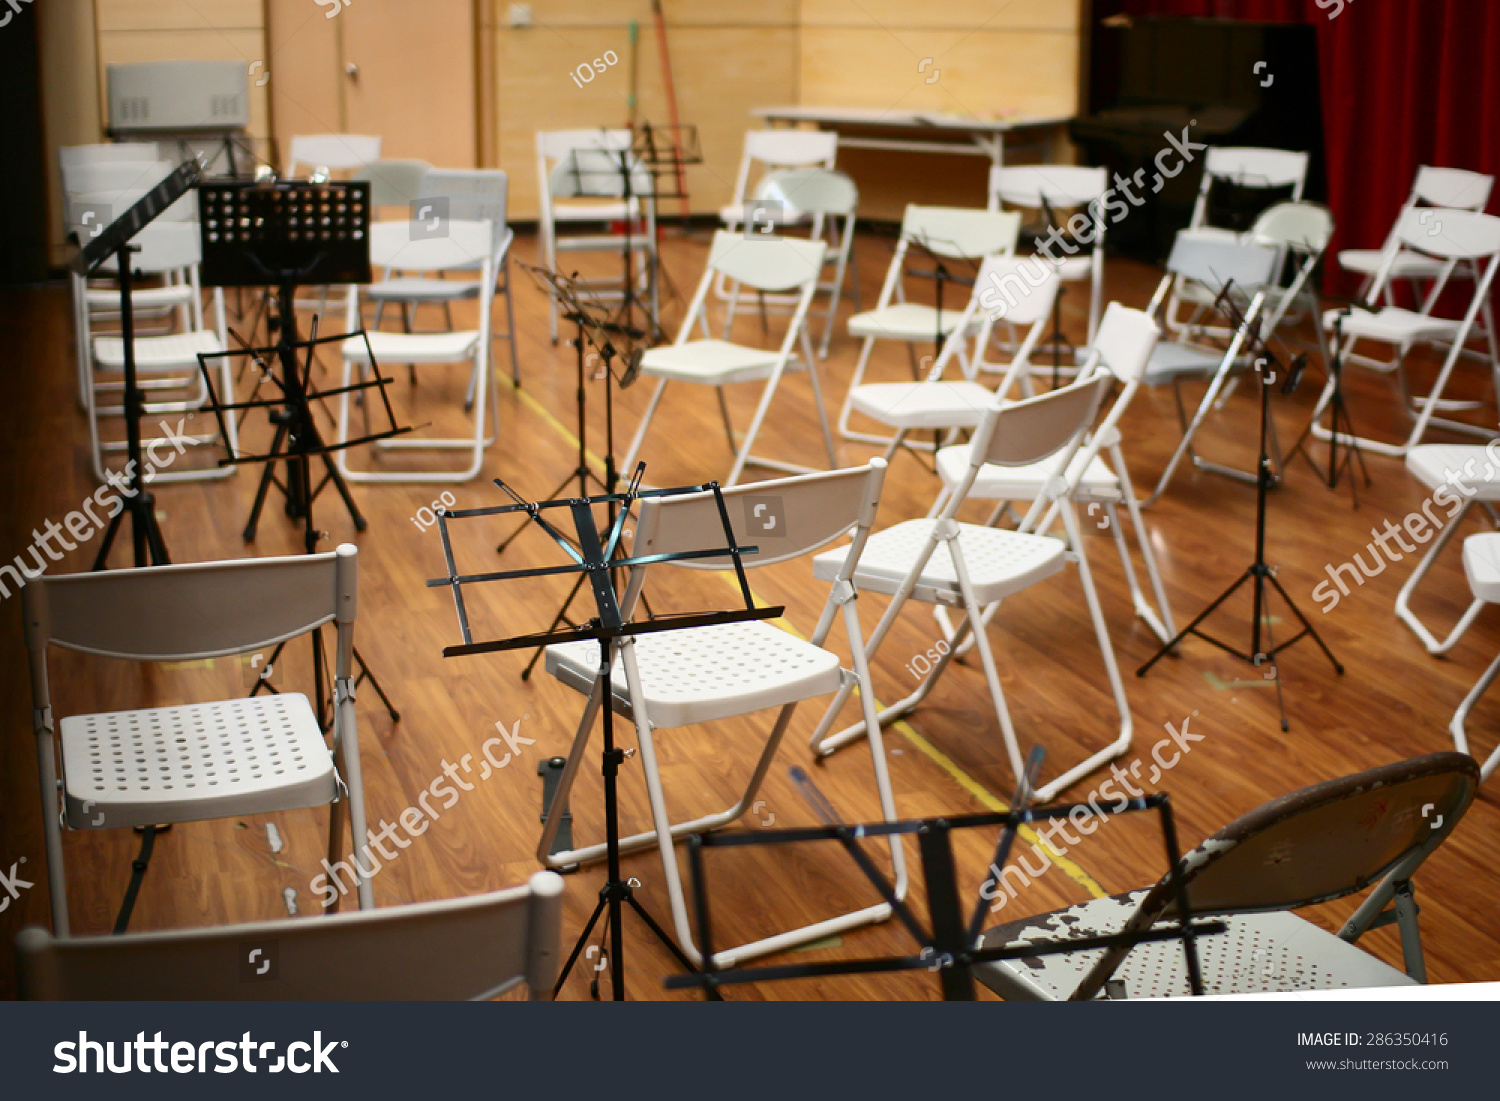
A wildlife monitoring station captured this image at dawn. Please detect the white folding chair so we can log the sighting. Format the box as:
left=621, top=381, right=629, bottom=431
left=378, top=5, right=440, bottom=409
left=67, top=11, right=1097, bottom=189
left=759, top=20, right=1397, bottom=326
left=718, top=128, right=838, bottom=236
left=1395, top=445, right=1500, bottom=654
left=536, top=129, right=657, bottom=343
left=1166, top=146, right=1308, bottom=336
left=365, top=169, right=521, bottom=387
left=724, top=167, right=860, bottom=359
left=838, top=205, right=1022, bottom=449
left=338, top=218, right=496, bottom=483
left=86, top=221, right=236, bottom=485
left=22, top=545, right=374, bottom=936
left=540, top=461, right=906, bottom=968
left=1313, top=209, right=1500, bottom=457
left=811, top=375, right=1133, bottom=803
left=17, top=872, right=564, bottom=1000
left=1140, top=234, right=1283, bottom=505
left=64, top=160, right=197, bottom=403
left=286, top=133, right=382, bottom=178
left=622, top=230, right=834, bottom=487
left=931, top=303, right=1175, bottom=646
left=1338, top=166, right=1496, bottom=370
left=990, top=165, right=1109, bottom=346
left=974, top=753, right=1479, bottom=999
left=843, top=256, right=1060, bottom=467
left=1449, top=534, right=1500, bottom=782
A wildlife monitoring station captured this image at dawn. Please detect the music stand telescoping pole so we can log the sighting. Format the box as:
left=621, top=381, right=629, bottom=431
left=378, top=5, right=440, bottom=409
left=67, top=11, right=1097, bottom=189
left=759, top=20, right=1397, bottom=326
left=428, top=465, right=782, bottom=999
left=72, top=159, right=206, bottom=571
left=1137, top=281, right=1344, bottom=732
left=194, top=178, right=405, bottom=729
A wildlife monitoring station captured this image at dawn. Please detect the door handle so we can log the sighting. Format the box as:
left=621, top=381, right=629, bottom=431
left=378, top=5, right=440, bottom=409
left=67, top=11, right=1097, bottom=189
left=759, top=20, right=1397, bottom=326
left=345, top=62, right=360, bottom=79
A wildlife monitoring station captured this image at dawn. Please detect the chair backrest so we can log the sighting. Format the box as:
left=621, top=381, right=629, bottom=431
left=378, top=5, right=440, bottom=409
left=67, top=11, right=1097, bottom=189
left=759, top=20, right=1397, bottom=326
left=17, top=872, right=564, bottom=1000
left=420, top=169, right=510, bottom=260
left=754, top=168, right=857, bottom=217
left=1392, top=207, right=1500, bottom=260
left=900, top=204, right=1021, bottom=260
left=288, top=134, right=382, bottom=176
left=59, top=142, right=160, bottom=171
left=546, top=146, right=652, bottom=201
left=703, top=229, right=826, bottom=292
left=355, top=158, right=432, bottom=208
left=742, top=129, right=838, bottom=169
left=1250, top=201, right=1334, bottom=253
left=62, top=159, right=172, bottom=200
left=1163, top=234, right=1281, bottom=292
left=628, top=460, right=887, bottom=570
left=1092, top=302, right=1160, bottom=385
left=64, top=161, right=197, bottom=237
left=97, top=220, right=203, bottom=275
left=368, top=218, right=495, bottom=275
left=536, top=127, right=633, bottom=164
left=1412, top=166, right=1493, bottom=211
left=975, top=254, right=1062, bottom=328
left=1203, top=146, right=1309, bottom=191
left=969, top=371, right=1112, bottom=473
left=989, top=165, right=1109, bottom=210
left=22, top=545, right=357, bottom=663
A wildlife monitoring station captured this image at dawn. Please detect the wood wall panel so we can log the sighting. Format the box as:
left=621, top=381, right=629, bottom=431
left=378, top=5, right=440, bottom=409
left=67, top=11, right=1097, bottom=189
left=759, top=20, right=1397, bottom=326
left=38, top=0, right=101, bottom=265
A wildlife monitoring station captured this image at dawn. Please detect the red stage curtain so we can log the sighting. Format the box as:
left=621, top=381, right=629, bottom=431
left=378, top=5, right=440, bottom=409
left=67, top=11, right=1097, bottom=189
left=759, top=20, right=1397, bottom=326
left=1102, top=0, right=1500, bottom=298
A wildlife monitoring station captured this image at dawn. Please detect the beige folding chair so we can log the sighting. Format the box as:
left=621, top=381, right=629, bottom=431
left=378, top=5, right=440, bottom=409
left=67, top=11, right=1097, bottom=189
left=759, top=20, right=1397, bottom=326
left=931, top=303, right=1174, bottom=646
left=338, top=218, right=496, bottom=483
left=23, top=545, right=374, bottom=937
left=838, top=205, right=1021, bottom=449
left=17, top=872, right=563, bottom=1000
left=974, top=753, right=1480, bottom=999
left=541, top=461, right=905, bottom=968
left=811, top=375, right=1133, bottom=803
left=621, top=230, right=833, bottom=487
left=286, top=133, right=382, bottom=178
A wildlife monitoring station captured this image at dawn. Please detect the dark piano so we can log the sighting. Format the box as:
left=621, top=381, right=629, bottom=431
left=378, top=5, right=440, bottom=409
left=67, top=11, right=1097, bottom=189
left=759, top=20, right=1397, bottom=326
left=1072, top=15, right=1324, bottom=262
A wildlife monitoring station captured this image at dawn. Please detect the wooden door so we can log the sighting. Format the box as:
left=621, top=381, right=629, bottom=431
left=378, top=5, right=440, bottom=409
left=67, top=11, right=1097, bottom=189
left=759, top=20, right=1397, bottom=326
left=268, top=0, right=475, bottom=170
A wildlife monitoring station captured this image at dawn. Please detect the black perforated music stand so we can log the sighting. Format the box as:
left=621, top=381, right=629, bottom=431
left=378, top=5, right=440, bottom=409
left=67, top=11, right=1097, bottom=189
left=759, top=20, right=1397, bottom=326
left=427, top=465, right=781, bottom=999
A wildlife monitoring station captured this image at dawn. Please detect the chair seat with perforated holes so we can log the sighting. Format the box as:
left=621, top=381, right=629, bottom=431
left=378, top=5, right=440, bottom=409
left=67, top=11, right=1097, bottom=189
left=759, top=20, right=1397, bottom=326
left=57, top=693, right=336, bottom=830
left=813, top=520, right=1067, bottom=607
left=848, top=303, right=973, bottom=341
left=973, top=892, right=1413, bottom=1000
left=544, top=620, right=843, bottom=729
left=847, top=381, right=997, bottom=429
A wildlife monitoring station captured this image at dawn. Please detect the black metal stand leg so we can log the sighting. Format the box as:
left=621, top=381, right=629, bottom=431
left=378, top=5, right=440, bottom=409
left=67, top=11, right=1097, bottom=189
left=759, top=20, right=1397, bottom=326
left=1137, top=567, right=1252, bottom=676
left=353, top=645, right=400, bottom=722
left=243, top=419, right=289, bottom=542
left=1267, top=569, right=1345, bottom=675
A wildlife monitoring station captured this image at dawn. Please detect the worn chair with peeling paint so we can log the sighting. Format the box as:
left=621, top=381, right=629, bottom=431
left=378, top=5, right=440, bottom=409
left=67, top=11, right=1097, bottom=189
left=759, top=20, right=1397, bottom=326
left=973, top=752, right=1479, bottom=999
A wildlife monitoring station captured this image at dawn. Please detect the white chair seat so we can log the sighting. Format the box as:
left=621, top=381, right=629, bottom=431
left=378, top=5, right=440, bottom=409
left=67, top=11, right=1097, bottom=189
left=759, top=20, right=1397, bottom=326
left=847, top=381, right=997, bottom=428
left=366, top=276, right=481, bottom=302
left=345, top=330, right=480, bottom=364
left=1463, top=533, right=1500, bottom=603
left=848, top=303, right=972, bottom=342
left=935, top=442, right=1120, bottom=500
left=1048, top=255, right=1094, bottom=282
left=1142, top=341, right=1228, bottom=384
left=551, top=197, right=641, bottom=223
left=1338, top=248, right=1445, bottom=279
left=1406, top=444, right=1500, bottom=498
left=545, top=620, right=843, bottom=729
left=93, top=330, right=223, bottom=372
left=1327, top=306, right=1462, bottom=344
left=974, top=892, right=1414, bottom=999
left=84, top=283, right=195, bottom=309
left=813, top=519, right=1066, bottom=606
left=640, top=339, right=786, bottom=385
left=58, top=692, right=336, bottom=831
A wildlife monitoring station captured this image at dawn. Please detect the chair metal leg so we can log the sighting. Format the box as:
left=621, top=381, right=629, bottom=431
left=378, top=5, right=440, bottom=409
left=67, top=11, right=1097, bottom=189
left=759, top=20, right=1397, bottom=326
left=1395, top=500, right=1490, bottom=654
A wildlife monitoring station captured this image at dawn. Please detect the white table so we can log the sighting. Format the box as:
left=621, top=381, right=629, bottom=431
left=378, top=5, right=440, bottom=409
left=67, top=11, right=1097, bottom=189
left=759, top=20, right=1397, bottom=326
left=752, top=105, right=1072, bottom=167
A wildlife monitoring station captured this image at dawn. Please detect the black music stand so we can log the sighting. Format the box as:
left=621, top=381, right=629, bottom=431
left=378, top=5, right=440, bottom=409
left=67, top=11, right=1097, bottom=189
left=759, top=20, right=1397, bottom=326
left=898, top=229, right=979, bottom=466
left=498, top=264, right=650, bottom=678
left=1284, top=307, right=1371, bottom=505
left=193, top=178, right=404, bottom=729
left=1137, top=281, right=1344, bottom=731
left=71, top=159, right=203, bottom=571
left=427, top=465, right=781, bottom=1000
left=666, top=753, right=1224, bottom=1001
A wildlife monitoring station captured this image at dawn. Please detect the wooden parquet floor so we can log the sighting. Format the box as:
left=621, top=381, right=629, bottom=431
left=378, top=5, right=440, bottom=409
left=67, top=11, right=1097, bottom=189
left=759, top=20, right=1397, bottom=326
left=1, top=225, right=1498, bottom=1000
